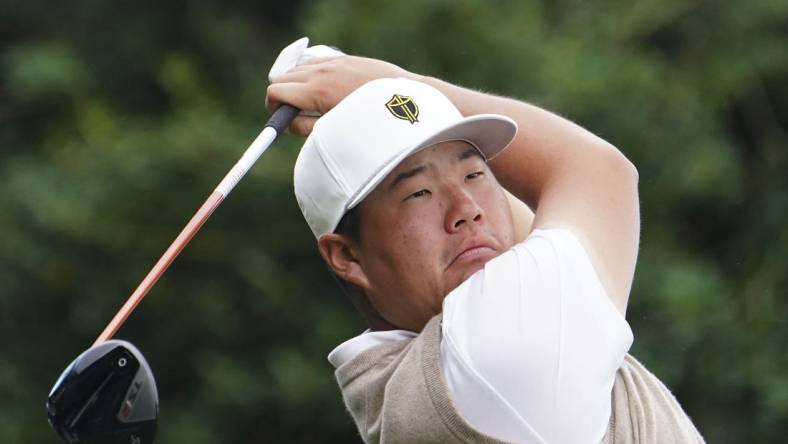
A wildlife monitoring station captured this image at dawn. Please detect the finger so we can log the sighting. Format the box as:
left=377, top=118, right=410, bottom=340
left=298, top=55, right=343, bottom=66
left=271, top=55, right=347, bottom=81
left=279, top=63, right=316, bottom=75
left=271, top=67, right=322, bottom=85
left=289, top=115, right=318, bottom=137
left=265, top=82, right=302, bottom=113
left=264, top=90, right=278, bottom=114
left=266, top=82, right=324, bottom=114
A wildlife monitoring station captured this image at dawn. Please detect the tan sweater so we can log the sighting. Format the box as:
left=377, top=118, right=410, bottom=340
left=335, top=315, right=705, bottom=444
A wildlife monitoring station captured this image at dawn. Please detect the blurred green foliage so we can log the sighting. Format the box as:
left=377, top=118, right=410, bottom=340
left=1, top=0, right=787, bottom=442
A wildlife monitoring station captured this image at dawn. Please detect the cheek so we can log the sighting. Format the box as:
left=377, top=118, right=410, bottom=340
left=376, top=206, right=445, bottom=271
left=489, top=195, right=516, bottom=241
left=393, top=213, right=440, bottom=259
left=475, top=185, right=515, bottom=238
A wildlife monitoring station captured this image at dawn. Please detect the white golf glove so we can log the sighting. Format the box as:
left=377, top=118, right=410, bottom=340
left=268, top=37, right=344, bottom=82
left=267, top=37, right=344, bottom=117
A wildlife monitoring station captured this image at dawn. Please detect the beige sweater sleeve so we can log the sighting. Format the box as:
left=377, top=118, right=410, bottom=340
left=604, top=354, right=706, bottom=443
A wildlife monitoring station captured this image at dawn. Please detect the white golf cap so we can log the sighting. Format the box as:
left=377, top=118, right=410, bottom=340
left=293, top=77, right=517, bottom=239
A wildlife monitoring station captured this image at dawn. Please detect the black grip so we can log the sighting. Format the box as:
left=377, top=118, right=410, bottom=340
left=265, top=104, right=300, bottom=134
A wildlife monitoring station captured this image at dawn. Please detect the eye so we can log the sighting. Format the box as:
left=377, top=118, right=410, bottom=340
left=465, top=171, right=484, bottom=180
left=404, top=189, right=430, bottom=201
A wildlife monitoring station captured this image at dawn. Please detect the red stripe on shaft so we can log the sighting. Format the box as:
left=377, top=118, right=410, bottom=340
left=93, top=191, right=225, bottom=346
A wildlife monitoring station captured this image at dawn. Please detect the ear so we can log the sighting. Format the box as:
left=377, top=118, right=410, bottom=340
left=318, top=233, right=371, bottom=290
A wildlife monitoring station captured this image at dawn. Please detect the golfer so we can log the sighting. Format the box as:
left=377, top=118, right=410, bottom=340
left=266, top=45, right=705, bottom=443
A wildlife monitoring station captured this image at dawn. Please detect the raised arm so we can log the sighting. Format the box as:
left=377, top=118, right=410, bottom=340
left=267, top=55, right=639, bottom=314
left=418, top=77, right=640, bottom=314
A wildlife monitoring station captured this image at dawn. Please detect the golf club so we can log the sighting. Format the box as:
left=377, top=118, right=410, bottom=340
left=47, top=104, right=299, bottom=444
left=47, top=340, right=157, bottom=444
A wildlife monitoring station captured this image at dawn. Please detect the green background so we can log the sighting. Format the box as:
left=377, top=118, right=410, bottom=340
left=2, top=0, right=787, bottom=442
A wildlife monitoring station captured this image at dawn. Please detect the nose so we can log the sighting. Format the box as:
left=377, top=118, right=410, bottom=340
left=444, top=186, right=484, bottom=233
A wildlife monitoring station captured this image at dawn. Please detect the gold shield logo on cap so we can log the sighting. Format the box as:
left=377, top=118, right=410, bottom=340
left=386, top=94, right=419, bottom=124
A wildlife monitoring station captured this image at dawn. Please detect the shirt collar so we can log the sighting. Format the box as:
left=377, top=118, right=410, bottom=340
left=327, top=329, right=418, bottom=368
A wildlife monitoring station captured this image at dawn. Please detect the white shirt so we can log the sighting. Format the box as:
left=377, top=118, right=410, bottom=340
left=328, top=229, right=633, bottom=444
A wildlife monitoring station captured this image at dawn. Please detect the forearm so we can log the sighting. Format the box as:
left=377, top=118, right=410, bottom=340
left=414, top=75, right=633, bottom=208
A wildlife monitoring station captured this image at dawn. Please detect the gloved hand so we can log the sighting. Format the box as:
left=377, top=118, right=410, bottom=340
left=268, top=37, right=345, bottom=83
left=266, top=38, right=413, bottom=136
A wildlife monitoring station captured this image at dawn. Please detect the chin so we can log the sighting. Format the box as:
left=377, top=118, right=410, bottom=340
left=464, top=263, right=487, bottom=280
left=444, top=251, right=501, bottom=294
left=451, top=261, right=488, bottom=289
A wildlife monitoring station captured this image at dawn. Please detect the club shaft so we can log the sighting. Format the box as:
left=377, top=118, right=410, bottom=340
left=93, top=190, right=224, bottom=345
left=92, top=105, right=296, bottom=346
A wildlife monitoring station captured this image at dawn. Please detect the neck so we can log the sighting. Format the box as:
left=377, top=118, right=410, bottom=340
left=346, top=284, right=401, bottom=331
left=366, top=312, right=400, bottom=331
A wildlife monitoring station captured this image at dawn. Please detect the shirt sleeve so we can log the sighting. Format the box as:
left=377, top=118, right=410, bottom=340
left=440, top=228, right=633, bottom=444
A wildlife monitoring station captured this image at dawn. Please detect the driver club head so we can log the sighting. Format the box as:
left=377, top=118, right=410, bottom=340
left=47, top=340, right=159, bottom=444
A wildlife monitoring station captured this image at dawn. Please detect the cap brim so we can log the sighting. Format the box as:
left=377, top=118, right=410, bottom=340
left=345, top=113, right=517, bottom=210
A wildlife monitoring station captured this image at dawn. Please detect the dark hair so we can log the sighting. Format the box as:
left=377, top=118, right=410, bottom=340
left=335, top=206, right=361, bottom=243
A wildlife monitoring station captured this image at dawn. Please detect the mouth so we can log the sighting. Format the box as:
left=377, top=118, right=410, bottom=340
left=448, top=241, right=498, bottom=270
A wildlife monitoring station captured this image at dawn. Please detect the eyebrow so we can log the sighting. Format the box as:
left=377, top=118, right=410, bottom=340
left=389, top=164, right=427, bottom=190
left=458, top=147, right=484, bottom=162
left=388, top=147, right=484, bottom=190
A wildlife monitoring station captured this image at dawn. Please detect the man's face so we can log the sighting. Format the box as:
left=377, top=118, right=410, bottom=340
left=353, top=140, right=515, bottom=331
